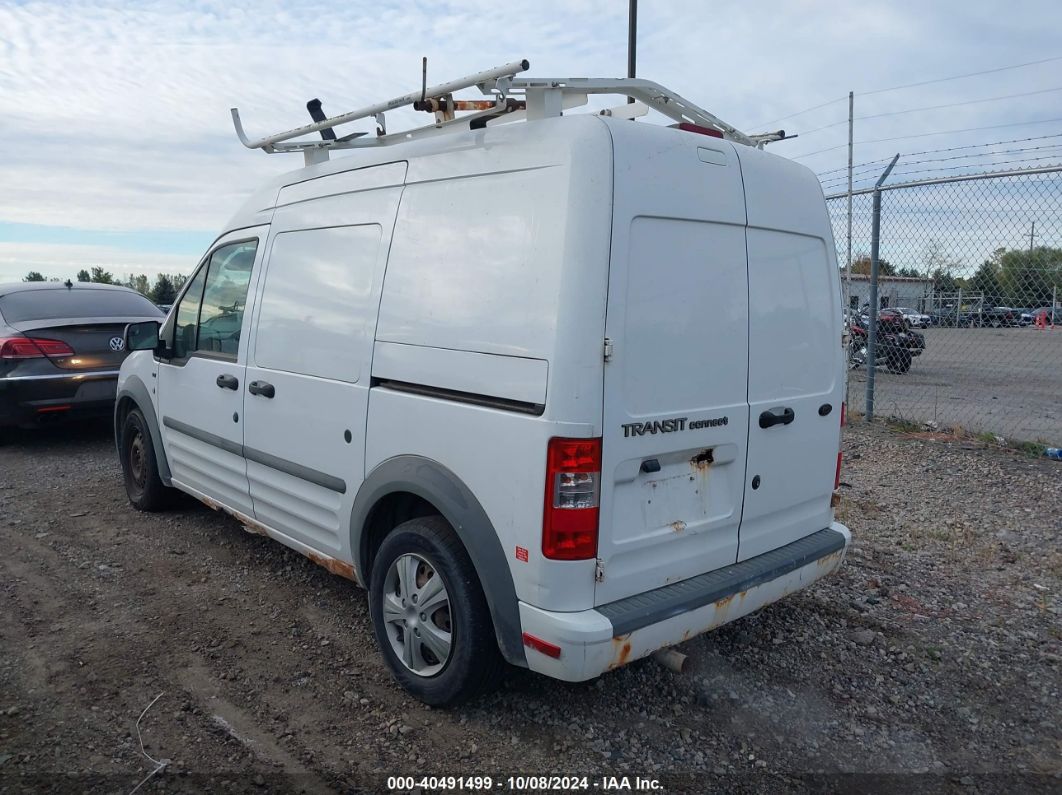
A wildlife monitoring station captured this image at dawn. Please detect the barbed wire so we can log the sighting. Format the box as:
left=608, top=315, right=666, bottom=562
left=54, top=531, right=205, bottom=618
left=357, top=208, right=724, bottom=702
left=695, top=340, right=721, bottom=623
left=824, top=162, right=1062, bottom=198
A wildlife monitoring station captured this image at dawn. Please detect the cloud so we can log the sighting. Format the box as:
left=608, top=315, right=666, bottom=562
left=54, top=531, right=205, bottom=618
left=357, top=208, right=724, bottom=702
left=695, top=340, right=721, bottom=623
left=1, top=0, right=1059, bottom=282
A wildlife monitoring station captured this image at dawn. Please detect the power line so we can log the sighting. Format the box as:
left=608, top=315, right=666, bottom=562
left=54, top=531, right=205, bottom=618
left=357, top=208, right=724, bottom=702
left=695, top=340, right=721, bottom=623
left=799, top=86, right=1062, bottom=138
left=748, top=54, right=1062, bottom=133
left=861, top=54, right=1062, bottom=97
left=791, top=119, right=1062, bottom=160
left=747, top=96, right=847, bottom=130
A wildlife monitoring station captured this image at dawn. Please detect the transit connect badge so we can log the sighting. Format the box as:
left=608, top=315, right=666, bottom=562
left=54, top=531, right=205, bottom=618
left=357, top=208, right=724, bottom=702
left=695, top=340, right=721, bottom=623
left=621, top=416, right=727, bottom=437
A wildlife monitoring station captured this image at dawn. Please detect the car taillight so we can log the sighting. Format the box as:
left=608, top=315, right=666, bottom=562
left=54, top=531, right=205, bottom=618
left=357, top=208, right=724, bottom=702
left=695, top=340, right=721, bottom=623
left=0, top=336, right=74, bottom=359
left=542, top=437, right=601, bottom=560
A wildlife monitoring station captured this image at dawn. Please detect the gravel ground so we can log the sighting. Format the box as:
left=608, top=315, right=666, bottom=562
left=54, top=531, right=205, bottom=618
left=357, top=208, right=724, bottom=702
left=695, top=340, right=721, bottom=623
left=849, top=326, right=1062, bottom=443
left=0, top=419, right=1059, bottom=794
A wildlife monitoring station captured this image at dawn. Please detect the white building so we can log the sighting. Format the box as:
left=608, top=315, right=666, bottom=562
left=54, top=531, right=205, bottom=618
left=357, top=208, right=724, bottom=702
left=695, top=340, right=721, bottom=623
left=842, top=273, right=934, bottom=312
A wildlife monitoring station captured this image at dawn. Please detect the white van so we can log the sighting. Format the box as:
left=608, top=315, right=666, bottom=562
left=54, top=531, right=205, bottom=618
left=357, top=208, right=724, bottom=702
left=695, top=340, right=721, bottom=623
left=117, top=69, right=850, bottom=705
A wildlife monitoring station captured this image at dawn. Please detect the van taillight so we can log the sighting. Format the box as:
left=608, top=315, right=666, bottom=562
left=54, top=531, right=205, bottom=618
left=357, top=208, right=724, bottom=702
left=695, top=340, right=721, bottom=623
left=542, top=437, right=601, bottom=560
left=0, top=337, right=74, bottom=359
left=834, top=401, right=846, bottom=491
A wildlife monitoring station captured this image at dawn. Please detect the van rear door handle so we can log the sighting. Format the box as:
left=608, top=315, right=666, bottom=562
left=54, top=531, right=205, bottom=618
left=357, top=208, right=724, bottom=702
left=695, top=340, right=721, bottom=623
left=248, top=380, right=275, bottom=399
left=759, top=407, right=795, bottom=428
left=216, top=373, right=239, bottom=390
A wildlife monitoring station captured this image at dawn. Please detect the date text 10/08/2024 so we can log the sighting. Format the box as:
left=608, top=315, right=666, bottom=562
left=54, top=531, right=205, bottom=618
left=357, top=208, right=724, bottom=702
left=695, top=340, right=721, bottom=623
left=387, top=776, right=664, bottom=791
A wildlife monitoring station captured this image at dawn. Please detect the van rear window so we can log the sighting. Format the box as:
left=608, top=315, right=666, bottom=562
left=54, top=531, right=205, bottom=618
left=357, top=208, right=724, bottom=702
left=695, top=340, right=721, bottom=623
left=0, top=289, right=162, bottom=323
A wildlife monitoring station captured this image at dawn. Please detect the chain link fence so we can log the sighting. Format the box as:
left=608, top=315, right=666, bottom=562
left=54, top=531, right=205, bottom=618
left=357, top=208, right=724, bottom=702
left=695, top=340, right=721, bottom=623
left=826, top=166, right=1062, bottom=444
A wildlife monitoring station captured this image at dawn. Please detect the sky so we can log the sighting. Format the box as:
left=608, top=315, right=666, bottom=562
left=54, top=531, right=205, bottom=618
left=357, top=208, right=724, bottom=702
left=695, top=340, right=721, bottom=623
left=1, top=0, right=1060, bottom=283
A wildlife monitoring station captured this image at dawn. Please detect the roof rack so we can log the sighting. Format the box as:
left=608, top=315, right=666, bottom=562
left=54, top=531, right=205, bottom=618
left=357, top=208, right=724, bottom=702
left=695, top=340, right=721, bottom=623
left=230, top=58, right=784, bottom=166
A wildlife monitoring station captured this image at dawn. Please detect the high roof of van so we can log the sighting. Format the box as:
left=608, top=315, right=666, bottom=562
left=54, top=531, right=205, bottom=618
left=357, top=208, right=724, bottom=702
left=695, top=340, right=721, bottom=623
left=225, top=114, right=627, bottom=233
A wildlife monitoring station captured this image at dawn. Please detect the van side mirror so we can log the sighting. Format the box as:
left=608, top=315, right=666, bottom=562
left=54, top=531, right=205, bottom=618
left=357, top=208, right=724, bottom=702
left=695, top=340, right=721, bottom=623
left=125, top=320, right=160, bottom=352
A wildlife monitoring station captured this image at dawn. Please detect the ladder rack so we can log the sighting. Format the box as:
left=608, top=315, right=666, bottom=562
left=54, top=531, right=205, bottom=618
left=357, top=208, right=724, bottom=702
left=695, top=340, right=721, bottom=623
left=230, top=58, right=783, bottom=166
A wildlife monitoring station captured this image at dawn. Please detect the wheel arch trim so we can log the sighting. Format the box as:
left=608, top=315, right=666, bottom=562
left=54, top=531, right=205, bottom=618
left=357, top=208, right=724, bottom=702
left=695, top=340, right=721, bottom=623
left=115, top=377, right=171, bottom=486
left=350, top=455, right=527, bottom=667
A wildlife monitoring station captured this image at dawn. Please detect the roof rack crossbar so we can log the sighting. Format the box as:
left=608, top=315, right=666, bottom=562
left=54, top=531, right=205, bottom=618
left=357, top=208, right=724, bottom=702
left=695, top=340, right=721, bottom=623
left=231, top=59, right=530, bottom=152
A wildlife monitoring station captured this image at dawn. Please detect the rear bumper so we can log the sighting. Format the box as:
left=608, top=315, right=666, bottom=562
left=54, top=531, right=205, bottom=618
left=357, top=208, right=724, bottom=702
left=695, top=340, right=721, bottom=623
left=519, top=523, right=851, bottom=681
left=0, top=370, right=119, bottom=427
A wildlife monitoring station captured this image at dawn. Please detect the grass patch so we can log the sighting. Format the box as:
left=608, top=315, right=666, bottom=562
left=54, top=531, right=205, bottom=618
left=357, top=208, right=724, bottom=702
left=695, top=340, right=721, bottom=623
left=1013, top=440, right=1048, bottom=457
left=883, top=416, right=923, bottom=433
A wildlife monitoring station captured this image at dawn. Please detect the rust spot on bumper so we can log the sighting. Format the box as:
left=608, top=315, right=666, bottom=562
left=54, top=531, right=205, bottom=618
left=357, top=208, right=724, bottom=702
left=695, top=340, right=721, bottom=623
left=608, top=636, right=633, bottom=670
left=670, top=520, right=687, bottom=533
left=817, top=549, right=845, bottom=570
left=714, top=592, right=736, bottom=611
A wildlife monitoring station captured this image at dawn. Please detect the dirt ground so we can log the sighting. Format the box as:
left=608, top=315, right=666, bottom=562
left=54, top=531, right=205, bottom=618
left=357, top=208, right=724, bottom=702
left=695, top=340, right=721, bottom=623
left=0, top=419, right=1059, bottom=794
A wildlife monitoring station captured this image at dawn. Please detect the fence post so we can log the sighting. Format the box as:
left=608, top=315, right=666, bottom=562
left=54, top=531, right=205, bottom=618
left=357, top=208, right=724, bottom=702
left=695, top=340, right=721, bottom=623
left=866, top=154, right=900, bottom=422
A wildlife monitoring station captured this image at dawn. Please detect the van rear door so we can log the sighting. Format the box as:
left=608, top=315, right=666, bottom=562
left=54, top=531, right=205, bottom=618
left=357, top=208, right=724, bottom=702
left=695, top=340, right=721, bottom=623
left=734, top=148, right=844, bottom=562
left=594, top=122, right=749, bottom=606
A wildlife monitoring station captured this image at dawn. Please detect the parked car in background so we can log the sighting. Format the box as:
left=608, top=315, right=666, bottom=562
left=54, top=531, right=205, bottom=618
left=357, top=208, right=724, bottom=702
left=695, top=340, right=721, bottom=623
left=895, top=306, right=930, bottom=328
left=930, top=305, right=983, bottom=327
left=0, top=282, right=163, bottom=430
left=982, top=307, right=1021, bottom=328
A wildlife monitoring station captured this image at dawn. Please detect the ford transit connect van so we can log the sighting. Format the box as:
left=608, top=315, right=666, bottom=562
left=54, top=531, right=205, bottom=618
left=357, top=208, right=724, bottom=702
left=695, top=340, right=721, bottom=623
left=116, top=72, right=850, bottom=705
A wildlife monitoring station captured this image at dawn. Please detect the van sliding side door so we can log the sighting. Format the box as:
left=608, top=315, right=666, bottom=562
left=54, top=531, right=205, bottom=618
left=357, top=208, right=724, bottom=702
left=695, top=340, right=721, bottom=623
left=242, top=165, right=406, bottom=557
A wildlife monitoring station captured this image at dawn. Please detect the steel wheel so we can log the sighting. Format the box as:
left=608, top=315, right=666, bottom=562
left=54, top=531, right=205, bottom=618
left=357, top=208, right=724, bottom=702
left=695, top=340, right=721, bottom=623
left=128, top=430, right=147, bottom=492
left=381, top=553, right=453, bottom=676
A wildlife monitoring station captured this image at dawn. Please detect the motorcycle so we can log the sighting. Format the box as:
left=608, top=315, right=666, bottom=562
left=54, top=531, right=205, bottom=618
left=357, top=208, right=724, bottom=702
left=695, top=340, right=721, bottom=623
left=848, top=316, right=924, bottom=374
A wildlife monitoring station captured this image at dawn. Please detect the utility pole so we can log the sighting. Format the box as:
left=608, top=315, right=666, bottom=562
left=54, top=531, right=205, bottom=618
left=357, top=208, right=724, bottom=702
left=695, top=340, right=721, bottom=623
left=845, top=91, right=854, bottom=312
left=865, top=153, right=900, bottom=422
left=627, top=0, right=638, bottom=102
left=1028, top=220, right=1037, bottom=252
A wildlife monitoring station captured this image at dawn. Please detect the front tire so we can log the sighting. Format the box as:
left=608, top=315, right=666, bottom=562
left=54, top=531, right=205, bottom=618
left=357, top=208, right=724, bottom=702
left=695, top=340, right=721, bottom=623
left=120, top=408, right=172, bottom=511
left=369, top=515, right=503, bottom=706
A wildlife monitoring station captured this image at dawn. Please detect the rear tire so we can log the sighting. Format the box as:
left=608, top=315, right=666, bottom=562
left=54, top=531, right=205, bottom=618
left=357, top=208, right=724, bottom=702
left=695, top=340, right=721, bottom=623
left=369, top=515, right=504, bottom=706
left=120, top=408, right=172, bottom=511
left=886, top=348, right=912, bottom=374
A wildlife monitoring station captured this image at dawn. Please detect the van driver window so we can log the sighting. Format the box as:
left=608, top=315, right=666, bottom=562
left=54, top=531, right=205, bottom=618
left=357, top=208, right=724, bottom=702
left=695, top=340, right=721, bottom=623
left=171, top=240, right=257, bottom=360
left=173, top=266, right=207, bottom=359
left=197, top=241, right=257, bottom=358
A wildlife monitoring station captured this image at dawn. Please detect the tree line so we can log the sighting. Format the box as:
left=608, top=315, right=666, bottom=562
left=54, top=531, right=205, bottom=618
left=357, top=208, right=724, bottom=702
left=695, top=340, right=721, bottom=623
left=22, top=267, right=189, bottom=305
left=844, top=243, right=1062, bottom=307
